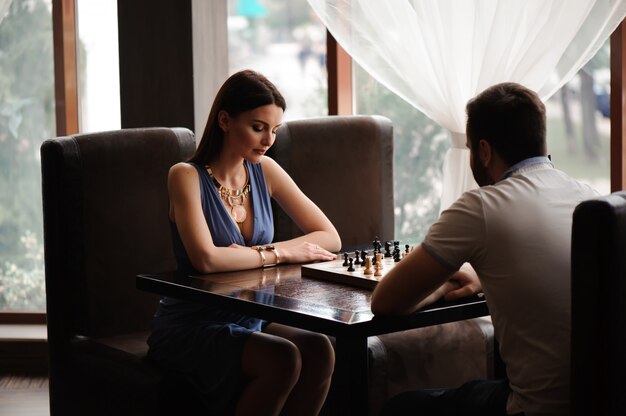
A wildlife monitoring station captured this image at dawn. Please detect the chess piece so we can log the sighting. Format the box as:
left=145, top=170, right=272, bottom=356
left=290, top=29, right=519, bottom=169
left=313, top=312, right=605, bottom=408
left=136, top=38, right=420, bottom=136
left=376, top=252, right=383, bottom=269
left=405, top=244, right=410, bottom=254
left=374, top=261, right=382, bottom=277
left=373, top=238, right=381, bottom=254
left=354, top=250, right=361, bottom=265
left=347, top=257, right=355, bottom=272
left=363, top=257, right=373, bottom=275
left=343, top=252, right=349, bottom=267
left=361, top=250, right=367, bottom=264
left=384, top=241, right=392, bottom=258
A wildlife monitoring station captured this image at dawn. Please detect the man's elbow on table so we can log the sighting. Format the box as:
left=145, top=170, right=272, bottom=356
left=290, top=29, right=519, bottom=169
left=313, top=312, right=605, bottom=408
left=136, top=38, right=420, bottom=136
left=370, top=282, right=422, bottom=316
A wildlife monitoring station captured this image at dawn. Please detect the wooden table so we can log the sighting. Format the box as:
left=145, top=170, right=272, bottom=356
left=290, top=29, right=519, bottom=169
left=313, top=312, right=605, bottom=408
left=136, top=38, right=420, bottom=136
left=137, top=264, right=489, bottom=415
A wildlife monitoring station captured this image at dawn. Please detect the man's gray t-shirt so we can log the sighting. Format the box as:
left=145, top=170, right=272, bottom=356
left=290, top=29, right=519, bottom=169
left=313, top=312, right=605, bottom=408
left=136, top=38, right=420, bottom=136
left=423, top=160, right=598, bottom=416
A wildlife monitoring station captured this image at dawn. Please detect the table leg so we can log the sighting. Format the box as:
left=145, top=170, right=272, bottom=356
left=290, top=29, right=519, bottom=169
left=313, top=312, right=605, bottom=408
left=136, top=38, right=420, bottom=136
left=325, top=335, right=369, bottom=415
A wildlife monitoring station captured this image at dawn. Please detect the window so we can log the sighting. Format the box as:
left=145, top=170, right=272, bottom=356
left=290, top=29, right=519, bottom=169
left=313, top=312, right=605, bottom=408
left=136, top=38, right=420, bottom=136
left=227, top=0, right=328, bottom=120
left=354, top=64, right=447, bottom=243
left=76, top=0, right=120, bottom=133
left=545, top=40, right=611, bottom=195
left=0, top=0, right=54, bottom=312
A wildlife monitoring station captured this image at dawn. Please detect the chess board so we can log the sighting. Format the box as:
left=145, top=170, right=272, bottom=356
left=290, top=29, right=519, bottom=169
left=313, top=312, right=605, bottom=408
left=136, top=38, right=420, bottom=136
left=301, top=255, right=401, bottom=290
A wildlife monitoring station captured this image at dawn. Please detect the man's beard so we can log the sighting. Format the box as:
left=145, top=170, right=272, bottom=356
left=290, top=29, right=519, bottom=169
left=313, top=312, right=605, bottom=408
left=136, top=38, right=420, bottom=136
left=470, top=156, right=495, bottom=187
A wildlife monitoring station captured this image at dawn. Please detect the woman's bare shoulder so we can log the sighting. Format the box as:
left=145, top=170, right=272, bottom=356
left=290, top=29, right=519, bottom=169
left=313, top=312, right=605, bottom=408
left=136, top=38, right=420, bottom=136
left=168, top=162, right=201, bottom=188
left=260, top=155, right=286, bottom=176
left=169, top=162, right=198, bottom=176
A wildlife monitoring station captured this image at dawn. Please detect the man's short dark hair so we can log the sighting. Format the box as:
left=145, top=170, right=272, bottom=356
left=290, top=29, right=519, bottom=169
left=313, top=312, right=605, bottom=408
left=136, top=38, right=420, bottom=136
left=466, top=82, right=547, bottom=166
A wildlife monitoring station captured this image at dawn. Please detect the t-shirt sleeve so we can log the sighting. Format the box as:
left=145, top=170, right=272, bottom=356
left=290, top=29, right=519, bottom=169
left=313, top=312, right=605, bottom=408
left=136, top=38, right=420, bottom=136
left=422, top=190, right=486, bottom=271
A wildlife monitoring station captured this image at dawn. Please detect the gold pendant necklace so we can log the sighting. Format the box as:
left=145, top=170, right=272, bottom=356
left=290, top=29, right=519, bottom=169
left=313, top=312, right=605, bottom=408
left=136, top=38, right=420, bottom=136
left=206, top=164, right=251, bottom=226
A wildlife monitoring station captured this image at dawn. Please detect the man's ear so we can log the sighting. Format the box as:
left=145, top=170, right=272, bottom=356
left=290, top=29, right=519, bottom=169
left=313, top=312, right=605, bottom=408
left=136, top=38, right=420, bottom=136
left=217, top=110, right=229, bottom=132
left=478, top=139, right=492, bottom=167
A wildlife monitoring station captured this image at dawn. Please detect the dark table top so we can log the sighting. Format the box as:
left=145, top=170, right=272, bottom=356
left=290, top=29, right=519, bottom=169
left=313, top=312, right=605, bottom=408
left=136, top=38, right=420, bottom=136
left=137, top=263, right=489, bottom=338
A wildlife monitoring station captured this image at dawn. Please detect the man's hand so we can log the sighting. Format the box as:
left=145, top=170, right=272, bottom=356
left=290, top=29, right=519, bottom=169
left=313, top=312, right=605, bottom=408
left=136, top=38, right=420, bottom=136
left=443, top=262, right=482, bottom=301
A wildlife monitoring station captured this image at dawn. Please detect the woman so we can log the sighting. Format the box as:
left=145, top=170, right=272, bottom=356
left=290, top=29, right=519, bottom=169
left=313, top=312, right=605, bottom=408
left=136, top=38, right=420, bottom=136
left=147, top=69, right=342, bottom=415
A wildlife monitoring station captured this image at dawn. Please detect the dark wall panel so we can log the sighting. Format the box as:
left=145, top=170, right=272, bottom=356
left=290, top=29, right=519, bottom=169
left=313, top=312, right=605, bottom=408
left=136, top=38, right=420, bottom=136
left=117, top=0, right=194, bottom=130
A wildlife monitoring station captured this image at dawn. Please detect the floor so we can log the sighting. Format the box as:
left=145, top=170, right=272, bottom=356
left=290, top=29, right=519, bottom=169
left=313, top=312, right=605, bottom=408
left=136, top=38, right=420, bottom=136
left=0, top=374, right=49, bottom=416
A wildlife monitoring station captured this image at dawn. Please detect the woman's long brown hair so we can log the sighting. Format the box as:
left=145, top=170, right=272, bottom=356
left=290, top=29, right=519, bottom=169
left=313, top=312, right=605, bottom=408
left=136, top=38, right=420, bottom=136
left=189, top=70, right=287, bottom=165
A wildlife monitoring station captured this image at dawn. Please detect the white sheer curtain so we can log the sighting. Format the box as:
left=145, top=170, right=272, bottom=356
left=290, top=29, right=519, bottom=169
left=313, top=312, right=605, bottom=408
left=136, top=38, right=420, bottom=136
left=308, top=0, right=626, bottom=211
left=0, top=0, right=12, bottom=26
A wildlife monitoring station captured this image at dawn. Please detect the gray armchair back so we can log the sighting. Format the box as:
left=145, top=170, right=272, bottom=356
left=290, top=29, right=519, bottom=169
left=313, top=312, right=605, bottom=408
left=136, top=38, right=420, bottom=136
left=571, top=190, right=626, bottom=416
left=270, top=115, right=395, bottom=247
left=41, top=127, right=203, bottom=415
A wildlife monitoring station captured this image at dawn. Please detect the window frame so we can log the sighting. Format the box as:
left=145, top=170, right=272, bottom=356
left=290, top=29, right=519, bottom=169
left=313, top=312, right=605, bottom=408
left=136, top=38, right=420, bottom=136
left=611, top=21, right=626, bottom=191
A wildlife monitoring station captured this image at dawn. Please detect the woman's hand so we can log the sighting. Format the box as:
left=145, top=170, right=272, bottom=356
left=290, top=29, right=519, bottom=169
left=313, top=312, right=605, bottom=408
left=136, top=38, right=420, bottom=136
left=280, top=241, right=337, bottom=264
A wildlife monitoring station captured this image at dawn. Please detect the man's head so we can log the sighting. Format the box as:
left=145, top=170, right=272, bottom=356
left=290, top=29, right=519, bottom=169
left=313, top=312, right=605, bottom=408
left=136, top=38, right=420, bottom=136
left=466, top=82, right=547, bottom=185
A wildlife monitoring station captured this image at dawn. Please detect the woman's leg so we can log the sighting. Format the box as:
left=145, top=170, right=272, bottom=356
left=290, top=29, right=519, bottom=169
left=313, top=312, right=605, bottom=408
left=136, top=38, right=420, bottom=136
left=236, top=331, right=302, bottom=416
left=263, top=323, right=335, bottom=416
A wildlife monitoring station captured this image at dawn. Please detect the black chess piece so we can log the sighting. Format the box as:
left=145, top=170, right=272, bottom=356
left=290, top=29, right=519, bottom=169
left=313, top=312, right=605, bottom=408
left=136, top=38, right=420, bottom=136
left=347, top=257, right=355, bottom=272
left=354, top=250, right=361, bottom=265
left=393, top=248, right=401, bottom=262
left=373, top=238, right=381, bottom=254
left=343, top=252, right=349, bottom=266
left=384, top=241, right=392, bottom=258
left=405, top=244, right=410, bottom=254
left=361, top=250, right=367, bottom=264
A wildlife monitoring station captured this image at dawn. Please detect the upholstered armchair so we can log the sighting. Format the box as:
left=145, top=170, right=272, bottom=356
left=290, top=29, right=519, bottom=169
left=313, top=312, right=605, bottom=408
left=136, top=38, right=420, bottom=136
left=41, top=127, right=204, bottom=415
left=571, top=190, right=626, bottom=416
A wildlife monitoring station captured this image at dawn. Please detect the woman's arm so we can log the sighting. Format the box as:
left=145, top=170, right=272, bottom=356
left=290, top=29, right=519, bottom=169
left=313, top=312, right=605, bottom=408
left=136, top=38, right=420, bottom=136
left=169, top=163, right=273, bottom=273
left=262, top=157, right=342, bottom=261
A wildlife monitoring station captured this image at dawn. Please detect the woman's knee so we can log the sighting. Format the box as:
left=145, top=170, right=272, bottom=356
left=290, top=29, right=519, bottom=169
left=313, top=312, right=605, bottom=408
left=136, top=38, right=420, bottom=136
left=271, top=337, right=302, bottom=383
left=243, top=333, right=302, bottom=387
left=296, top=333, right=335, bottom=378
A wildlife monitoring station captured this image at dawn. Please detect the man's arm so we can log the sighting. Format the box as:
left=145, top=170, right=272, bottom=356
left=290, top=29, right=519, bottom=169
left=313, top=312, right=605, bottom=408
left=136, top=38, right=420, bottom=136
left=370, top=244, right=455, bottom=315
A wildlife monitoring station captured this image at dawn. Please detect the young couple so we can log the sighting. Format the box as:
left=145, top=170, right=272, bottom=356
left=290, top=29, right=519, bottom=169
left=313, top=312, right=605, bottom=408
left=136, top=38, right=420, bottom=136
left=148, top=70, right=596, bottom=416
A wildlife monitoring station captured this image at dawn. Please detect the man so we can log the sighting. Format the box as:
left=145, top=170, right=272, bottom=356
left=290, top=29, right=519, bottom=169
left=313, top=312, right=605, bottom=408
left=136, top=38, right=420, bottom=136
left=371, top=82, right=599, bottom=416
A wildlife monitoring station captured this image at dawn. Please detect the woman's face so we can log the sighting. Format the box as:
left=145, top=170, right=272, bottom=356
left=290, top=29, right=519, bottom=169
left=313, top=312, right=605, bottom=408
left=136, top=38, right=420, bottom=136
left=219, top=104, right=284, bottom=163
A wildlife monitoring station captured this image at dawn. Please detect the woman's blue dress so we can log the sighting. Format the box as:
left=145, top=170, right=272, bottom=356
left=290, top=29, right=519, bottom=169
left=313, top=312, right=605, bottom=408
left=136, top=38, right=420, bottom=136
left=147, top=161, right=274, bottom=414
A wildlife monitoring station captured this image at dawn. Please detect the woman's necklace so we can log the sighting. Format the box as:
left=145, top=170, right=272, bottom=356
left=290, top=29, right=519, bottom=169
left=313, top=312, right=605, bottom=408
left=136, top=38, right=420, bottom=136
left=206, top=164, right=251, bottom=227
